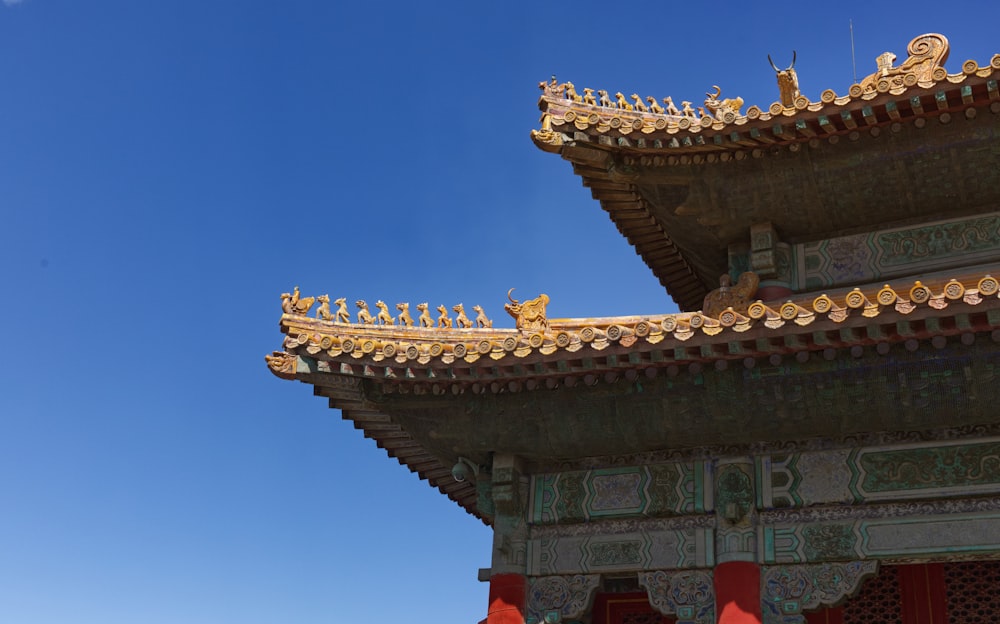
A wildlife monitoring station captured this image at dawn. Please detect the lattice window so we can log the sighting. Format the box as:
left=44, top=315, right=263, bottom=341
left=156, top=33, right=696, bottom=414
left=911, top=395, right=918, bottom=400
left=944, top=561, right=1000, bottom=623
left=842, top=564, right=902, bottom=624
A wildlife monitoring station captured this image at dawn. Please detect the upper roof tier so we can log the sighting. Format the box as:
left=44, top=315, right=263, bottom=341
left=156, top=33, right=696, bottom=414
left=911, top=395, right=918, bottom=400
left=532, top=33, right=1000, bottom=311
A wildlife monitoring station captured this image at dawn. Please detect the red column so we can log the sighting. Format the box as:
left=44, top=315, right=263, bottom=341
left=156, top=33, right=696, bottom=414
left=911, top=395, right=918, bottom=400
left=715, top=561, right=762, bottom=624
left=898, top=563, right=947, bottom=624
left=487, top=573, right=526, bottom=624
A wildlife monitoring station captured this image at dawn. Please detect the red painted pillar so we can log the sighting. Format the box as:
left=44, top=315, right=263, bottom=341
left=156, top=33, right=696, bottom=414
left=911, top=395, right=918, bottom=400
left=898, top=563, right=947, bottom=624
left=715, top=561, right=762, bottom=624
left=487, top=573, right=526, bottom=624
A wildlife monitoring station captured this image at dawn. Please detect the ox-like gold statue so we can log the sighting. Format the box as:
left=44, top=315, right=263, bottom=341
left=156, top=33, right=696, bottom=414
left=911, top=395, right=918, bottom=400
left=769, top=52, right=799, bottom=107
left=505, top=289, right=550, bottom=331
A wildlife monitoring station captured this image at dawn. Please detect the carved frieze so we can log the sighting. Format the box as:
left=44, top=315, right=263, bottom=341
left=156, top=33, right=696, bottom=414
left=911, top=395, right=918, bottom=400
left=527, top=528, right=714, bottom=575
left=639, top=569, right=715, bottom=624
left=716, top=459, right=757, bottom=564
left=762, top=511, right=1000, bottom=564
left=525, top=574, right=600, bottom=624
left=798, top=212, right=1000, bottom=291
left=757, top=439, right=1000, bottom=511
left=530, top=463, right=709, bottom=525
left=849, top=440, right=1000, bottom=501
left=761, top=561, right=877, bottom=624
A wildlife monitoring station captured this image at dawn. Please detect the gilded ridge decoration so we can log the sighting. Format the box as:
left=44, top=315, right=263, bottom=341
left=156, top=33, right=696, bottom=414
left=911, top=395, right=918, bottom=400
left=532, top=33, right=999, bottom=146
left=295, top=292, right=493, bottom=329
left=505, top=289, right=550, bottom=331
left=768, top=52, right=800, bottom=108
left=280, top=286, right=315, bottom=315
left=702, top=272, right=760, bottom=318
left=264, top=351, right=296, bottom=380
left=858, top=33, right=949, bottom=96
left=269, top=273, right=1000, bottom=377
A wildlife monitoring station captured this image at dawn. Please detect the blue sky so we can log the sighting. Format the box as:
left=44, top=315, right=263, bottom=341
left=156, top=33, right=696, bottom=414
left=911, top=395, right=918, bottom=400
left=1, top=2, right=997, bottom=623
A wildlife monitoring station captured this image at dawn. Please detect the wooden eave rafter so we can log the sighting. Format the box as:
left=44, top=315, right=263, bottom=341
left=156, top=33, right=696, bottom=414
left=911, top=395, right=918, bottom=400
left=302, top=381, right=486, bottom=522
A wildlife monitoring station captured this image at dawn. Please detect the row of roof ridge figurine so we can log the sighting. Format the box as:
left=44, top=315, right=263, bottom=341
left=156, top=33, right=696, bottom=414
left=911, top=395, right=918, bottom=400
left=282, top=274, right=995, bottom=337
left=542, top=78, right=750, bottom=120
left=281, top=287, right=552, bottom=331
left=540, top=33, right=959, bottom=120
left=540, top=53, right=799, bottom=120
left=282, top=288, right=493, bottom=328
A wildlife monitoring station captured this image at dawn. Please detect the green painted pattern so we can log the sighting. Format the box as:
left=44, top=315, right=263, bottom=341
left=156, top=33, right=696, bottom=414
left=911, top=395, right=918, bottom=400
left=877, top=216, right=1000, bottom=267
left=716, top=465, right=753, bottom=522
left=762, top=526, right=801, bottom=564
left=555, top=471, right=588, bottom=523
left=852, top=441, right=1000, bottom=497
left=801, top=524, right=857, bottom=561
left=798, top=211, right=1000, bottom=291
left=529, top=462, right=704, bottom=525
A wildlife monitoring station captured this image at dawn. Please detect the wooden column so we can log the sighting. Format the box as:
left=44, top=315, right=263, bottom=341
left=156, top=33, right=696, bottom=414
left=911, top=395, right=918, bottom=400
left=487, top=573, right=526, bottom=624
left=714, top=561, right=762, bottom=624
left=714, top=457, right=760, bottom=624
left=487, top=453, right=528, bottom=624
left=898, top=563, right=947, bottom=624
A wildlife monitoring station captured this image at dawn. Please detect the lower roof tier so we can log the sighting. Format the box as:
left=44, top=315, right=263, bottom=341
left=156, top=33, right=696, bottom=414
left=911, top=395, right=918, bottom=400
left=268, top=272, right=1000, bottom=520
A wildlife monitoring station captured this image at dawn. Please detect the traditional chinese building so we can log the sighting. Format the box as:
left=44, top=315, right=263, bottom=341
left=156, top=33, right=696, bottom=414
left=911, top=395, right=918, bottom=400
left=267, top=34, right=1000, bottom=624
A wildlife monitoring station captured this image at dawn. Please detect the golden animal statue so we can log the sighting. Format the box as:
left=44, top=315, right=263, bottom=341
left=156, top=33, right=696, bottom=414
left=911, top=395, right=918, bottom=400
left=436, top=305, right=453, bottom=328
left=265, top=351, right=296, bottom=379
left=582, top=88, right=596, bottom=106
left=504, top=289, right=550, bottom=331
left=315, top=294, right=332, bottom=321
left=396, top=302, right=414, bottom=327
left=614, top=92, right=634, bottom=111
left=375, top=300, right=395, bottom=325
left=334, top=297, right=350, bottom=323
left=703, top=85, right=744, bottom=119
left=630, top=94, right=648, bottom=113
left=646, top=96, right=664, bottom=114
left=561, top=82, right=582, bottom=103
left=597, top=89, right=613, bottom=108
left=453, top=304, right=473, bottom=329
left=662, top=96, right=680, bottom=116
left=281, top=286, right=315, bottom=315
left=538, top=75, right=559, bottom=95
left=416, top=302, right=434, bottom=328
left=356, top=299, right=374, bottom=325
left=702, top=272, right=760, bottom=318
left=768, top=51, right=799, bottom=107
left=473, top=305, right=492, bottom=328
left=681, top=101, right=698, bottom=118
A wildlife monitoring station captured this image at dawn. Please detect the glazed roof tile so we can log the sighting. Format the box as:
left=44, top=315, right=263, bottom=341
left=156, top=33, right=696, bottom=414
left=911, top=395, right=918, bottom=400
left=270, top=273, right=1000, bottom=388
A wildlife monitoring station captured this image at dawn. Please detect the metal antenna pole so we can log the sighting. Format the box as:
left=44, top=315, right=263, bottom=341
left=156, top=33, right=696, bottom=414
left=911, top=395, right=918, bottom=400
left=850, top=19, right=858, bottom=84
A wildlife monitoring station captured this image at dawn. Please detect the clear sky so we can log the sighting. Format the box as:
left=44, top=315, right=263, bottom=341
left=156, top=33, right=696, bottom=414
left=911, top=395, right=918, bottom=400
left=1, top=2, right=997, bottom=623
